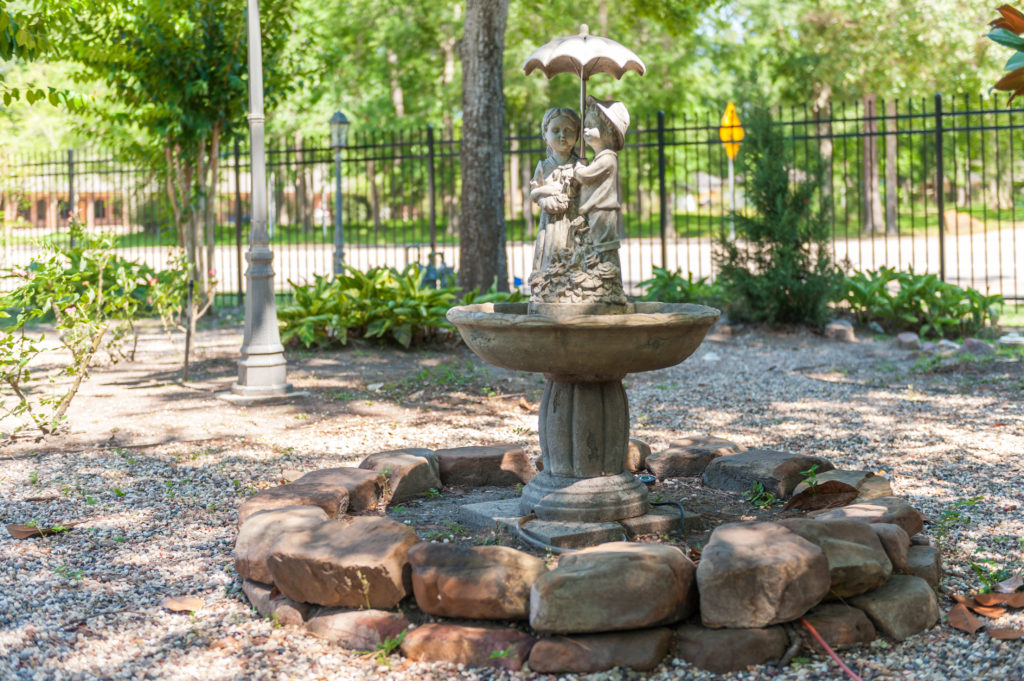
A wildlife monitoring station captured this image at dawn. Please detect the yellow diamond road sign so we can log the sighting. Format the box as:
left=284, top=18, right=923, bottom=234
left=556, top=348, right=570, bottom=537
left=719, top=102, right=743, bottom=160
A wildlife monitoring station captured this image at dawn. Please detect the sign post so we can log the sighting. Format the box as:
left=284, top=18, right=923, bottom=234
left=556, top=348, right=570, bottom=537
left=718, top=102, right=744, bottom=240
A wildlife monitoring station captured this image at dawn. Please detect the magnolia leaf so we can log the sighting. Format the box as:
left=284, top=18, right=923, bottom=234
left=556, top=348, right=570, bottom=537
left=6, top=522, right=77, bottom=539
left=966, top=601, right=1006, bottom=619
left=994, top=572, right=1023, bottom=594
left=988, top=627, right=1024, bottom=640
left=948, top=603, right=984, bottom=634
left=160, top=596, right=204, bottom=613
left=974, top=592, right=1024, bottom=608
left=992, top=4, right=1024, bottom=34
left=989, top=27, right=1024, bottom=49
left=783, top=480, right=859, bottom=511
left=1006, top=51, right=1024, bottom=71
left=994, top=67, right=1024, bottom=92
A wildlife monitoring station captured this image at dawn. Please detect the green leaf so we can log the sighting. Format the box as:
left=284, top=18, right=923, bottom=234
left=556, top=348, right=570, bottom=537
left=989, top=28, right=1024, bottom=50
left=1007, top=51, right=1024, bottom=71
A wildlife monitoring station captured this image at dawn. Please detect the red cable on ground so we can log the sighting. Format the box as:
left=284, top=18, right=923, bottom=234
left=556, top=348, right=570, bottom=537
left=799, top=617, right=866, bottom=681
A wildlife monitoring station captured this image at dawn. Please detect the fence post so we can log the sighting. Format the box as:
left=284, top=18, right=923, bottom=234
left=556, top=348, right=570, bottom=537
left=427, top=125, right=437, bottom=255
left=234, top=137, right=244, bottom=306
left=67, top=148, right=75, bottom=247
left=657, top=110, right=668, bottom=269
left=934, top=93, right=946, bottom=282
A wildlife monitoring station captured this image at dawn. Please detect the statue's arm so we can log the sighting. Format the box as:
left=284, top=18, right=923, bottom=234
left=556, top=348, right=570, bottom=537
left=574, top=155, right=613, bottom=185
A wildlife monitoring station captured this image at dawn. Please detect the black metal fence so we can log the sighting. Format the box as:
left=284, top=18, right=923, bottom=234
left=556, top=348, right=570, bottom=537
left=2, top=92, right=1022, bottom=302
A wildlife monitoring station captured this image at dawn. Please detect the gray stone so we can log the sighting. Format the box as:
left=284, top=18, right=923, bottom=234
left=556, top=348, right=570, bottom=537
left=647, top=436, right=743, bottom=479
left=871, top=523, right=910, bottom=571
left=531, top=542, right=696, bottom=634
left=357, top=449, right=441, bottom=504
left=801, top=603, right=876, bottom=650
left=901, top=545, right=941, bottom=587
left=457, top=498, right=523, bottom=531
left=267, top=516, right=418, bottom=608
left=400, top=623, right=535, bottom=671
left=777, top=519, right=892, bottom=599
left=305, top=608, right=409, bottom=650
left=529, top=628, right=672, bottom=673
left=672, top=624, right=787, bottom=674
left=910, top=533, right=933, bottom=546
left=241, top=579, right=312, bottom=626
left=849, top=575, right=939, bottom=641
left=792, top=470, right=892, bottom=500
left=520, top=519, right=626, bottom=550
left=290, top=467, right=382, bottom=512
left=237, top=483, right=349, bottom=526
left=408, top=543, right=546, bottom=620
left=696, top=521, right=830, bottom=628
left=825, top=320, right=856, bottom=342
left=998, top=332, right=1024, bottom=347
left=702, top=449, right=834, bottom=498
left=235, top=505, right=329, bottom=583
left=960, top=337, right=995, bottom=356
left=433, top=444, right=536, bottom=487
left=811, top=495, right=924, bottom=536
left=897, top=332, right=922, bottom=350
left=936, top=339, right=960, bottom=356
left=625, top=438, right=651, bottom=473
left=619, top=505, right=702, bottom=538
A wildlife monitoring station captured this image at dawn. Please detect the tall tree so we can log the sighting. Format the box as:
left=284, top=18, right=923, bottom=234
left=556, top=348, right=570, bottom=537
left=63, top=0, right=297, bottom=314
left=457, top=0, right=509, bottom=292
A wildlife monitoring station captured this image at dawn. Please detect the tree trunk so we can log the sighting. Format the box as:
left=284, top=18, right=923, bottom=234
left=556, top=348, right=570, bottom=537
left=885, top=99, right=898, bottom=235
left=813, top=87, right=833, bottom=213
left=861, top=94, right=884, bottom=235
left=457, top=0, right=509, bottom=292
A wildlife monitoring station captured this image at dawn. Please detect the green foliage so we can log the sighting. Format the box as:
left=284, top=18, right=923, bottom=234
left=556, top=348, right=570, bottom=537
left=0, top=222, right=186, bottom=435
left=278, top=265, right=524, bottom=349
left=743, top=482, right=778, bottom=509
left=715, top=106, right=841, bottom=328
left=637, top=267, right=724, bottom=307
left=800, top=464, right=821, bottom=490
left=834, top=267, right=1003, bottom=339
left=933, top=496, right=983, bottom=555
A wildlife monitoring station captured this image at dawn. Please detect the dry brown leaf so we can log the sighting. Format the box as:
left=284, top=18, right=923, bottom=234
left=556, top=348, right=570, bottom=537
left=783, top=480, right=860, bottom=511
left=160, top=596, right=204, bottom=613
left=966, top=602, right=1007, bottom=619
left=6, top=522, right=76, bottom=539
left=517, top=397, right=534, bottom=412
left=948, top=603, right=985, bottom=634
left=988, top=628, right=1024, bottom=640
left=994, top=573, right=1023, bottom=594
left=952, top=593, right=970, bottom=604
left=974, top=592, right=1024, bottom=608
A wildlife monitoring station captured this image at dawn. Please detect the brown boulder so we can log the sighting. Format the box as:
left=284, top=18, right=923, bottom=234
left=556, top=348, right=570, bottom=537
left=777, top=518, right=892, bottom=599
left=530, top=542, right=696, bottom=633
left=400, top=623, right=535, bottom=671
left=672, top=624, right=787, bottom=674
left=871, top=523, right=910, bottom=571
left=647, top=436, right=743, bottom=479
left=305, top=608, right=409, bottom=650
left=241, top=579, right=312, bottom=626
left=235, top=505, right=329, bottom=583
left=849, top=575, right=939, bottom=641
left=529, top=628, right=672, bottom=673
left=792, top=470, right=892, bottom=500
left=290, top=467, right=382, bottom=512
left=696, top=521, right=830, bottom=628
left=237, top=483, right=349, bottom=526
left=812, top=496, right=924, bottom=536
left=267, top=516, right=417, bottom=608
left=625, top=438, right=652, bottom=473
left=900, top=545, right=941, bottom=587
left=433, top=444, right=536, bottom=487
left=357, top=449, right=441, bottom=504
left=408, top=543, right=546, bottom=620
left=702, top=449, right=834, bottom=497
left=801, top=603, right=876, bottom=650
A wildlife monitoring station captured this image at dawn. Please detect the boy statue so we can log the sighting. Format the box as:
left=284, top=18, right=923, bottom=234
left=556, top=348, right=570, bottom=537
left=575, top=96, right=629, bottom=272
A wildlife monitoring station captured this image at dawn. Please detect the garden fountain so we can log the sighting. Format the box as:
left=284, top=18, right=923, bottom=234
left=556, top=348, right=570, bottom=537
left=447, top=26, right=719, bottom=526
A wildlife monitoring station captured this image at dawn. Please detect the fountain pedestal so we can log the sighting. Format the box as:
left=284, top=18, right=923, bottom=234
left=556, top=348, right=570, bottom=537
left=447, top=302, right=719, bottom=527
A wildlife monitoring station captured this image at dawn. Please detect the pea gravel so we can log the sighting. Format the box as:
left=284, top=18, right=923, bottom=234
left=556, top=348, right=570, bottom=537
left=1, top=322, right=1022, bottom=681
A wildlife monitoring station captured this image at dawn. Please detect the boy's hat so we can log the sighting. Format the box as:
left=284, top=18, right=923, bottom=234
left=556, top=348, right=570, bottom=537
left=587, top=95, right=629, bottom=148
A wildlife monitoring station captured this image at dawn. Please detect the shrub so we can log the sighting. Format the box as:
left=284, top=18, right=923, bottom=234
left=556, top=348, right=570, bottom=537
left=714, top=106, right=841, bottom=328
left=834, top=267, right=1002, bottom=339
left=278, top=265, right=524, bottom=349
left=636, top=267, right=725, bottom=307
left=1, top=223, right=186, bottom=435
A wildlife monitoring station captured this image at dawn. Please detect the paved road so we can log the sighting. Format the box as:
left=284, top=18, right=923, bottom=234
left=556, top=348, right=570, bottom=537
left=3, top=227, right=1021, bottom=302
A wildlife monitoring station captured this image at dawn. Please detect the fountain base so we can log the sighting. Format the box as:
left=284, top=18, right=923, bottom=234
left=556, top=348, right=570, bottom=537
left=520, top=470, right=649, bottom=522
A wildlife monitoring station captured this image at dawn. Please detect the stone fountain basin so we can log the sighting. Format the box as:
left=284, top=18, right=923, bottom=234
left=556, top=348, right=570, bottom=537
left=447, top=302, right=720, bottom=380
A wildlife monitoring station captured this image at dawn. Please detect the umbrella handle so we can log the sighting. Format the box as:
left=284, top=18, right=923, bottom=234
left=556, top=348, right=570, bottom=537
left=579, top=75, right=587, bottom=162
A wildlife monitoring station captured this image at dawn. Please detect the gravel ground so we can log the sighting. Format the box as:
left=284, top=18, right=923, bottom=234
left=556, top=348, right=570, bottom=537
left=1, top=321, right=1023, bottom=681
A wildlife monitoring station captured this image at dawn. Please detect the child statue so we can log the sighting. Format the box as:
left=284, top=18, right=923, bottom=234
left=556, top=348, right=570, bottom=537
left=529, top=107, right=581, bottom=274
left=574, top=96, right=629, bottom=272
